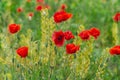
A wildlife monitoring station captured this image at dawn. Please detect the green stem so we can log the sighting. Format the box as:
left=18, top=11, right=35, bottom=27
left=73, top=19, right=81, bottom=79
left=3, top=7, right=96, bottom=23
left=116, top=56, right=119, bottom=79
left=74, top=54, right=76, bottom=80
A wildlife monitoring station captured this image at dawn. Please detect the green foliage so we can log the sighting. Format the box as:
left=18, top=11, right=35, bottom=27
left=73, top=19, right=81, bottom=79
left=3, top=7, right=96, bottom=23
left=0, top=0, right=120, bottom=80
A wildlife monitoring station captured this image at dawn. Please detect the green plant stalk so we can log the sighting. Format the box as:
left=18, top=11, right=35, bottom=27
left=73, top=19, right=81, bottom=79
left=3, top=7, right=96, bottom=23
left=74, top=54, right=76, bottom=80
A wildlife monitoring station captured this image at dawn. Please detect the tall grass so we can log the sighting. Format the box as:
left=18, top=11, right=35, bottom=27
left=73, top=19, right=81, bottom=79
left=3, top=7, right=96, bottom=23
left=0, top=0, right=120, bottom=80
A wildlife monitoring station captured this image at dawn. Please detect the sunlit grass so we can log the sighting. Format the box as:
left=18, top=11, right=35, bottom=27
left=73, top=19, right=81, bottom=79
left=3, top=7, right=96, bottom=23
left=0, top=0, right=120, bottom=80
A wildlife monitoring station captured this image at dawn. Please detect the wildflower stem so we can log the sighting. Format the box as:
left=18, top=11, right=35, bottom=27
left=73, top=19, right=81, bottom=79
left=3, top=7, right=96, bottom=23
left=74, top=54, right=76, bottom=80
left=116, top=56, right=120, bottom=80
left=11, top=35, right=16, bottom=80
left=49, top=66, right=53, bottom=80
left=12, top=54, right=15, bottom=80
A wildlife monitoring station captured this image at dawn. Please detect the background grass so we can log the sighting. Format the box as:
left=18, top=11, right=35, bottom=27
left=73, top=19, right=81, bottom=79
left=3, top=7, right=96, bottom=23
left=0, top=0, right=120, bottom=80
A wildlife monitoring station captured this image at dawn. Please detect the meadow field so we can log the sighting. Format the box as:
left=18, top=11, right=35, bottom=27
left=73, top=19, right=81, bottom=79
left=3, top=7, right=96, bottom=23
left=0, top=0, right=120, bottom=80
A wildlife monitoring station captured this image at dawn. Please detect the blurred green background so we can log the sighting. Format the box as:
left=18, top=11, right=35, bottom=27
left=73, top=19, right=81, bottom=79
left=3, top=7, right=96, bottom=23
left=0, top=0, right=120, bottom=79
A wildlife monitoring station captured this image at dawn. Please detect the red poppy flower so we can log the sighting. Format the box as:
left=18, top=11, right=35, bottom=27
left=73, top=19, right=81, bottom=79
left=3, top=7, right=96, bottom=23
left=66, top=43, right=80, bottom=54
left=36, top=5, right=42, bottom=11
left=61, top=4, right=67, bottom=10
left=89, top=27, right=100, bottom=39
left=28, top=12, right=34, bottom=17
left=113, top=12, right=120, bottom=22
left=16, top=46, right=28, bottom=58
left=28, top=12, right=34, bottom=20
left=78, top=30, right=90, bottom=40
left=52, top=30, right=65, bottom=47
left=54, top=11, right=64, bottom=23
left=109, top=45, right=120, bottom=55
left=17, top=8, right=23, bottom=13
left=8, top=24, right=20, bottom=34
left=36, top=0, right=44, bottom=3
left=64, top=31, right=74, bottom=40
left=53, top=10, right=72, bottom=23
left=62, top=12, right=72, bottom=21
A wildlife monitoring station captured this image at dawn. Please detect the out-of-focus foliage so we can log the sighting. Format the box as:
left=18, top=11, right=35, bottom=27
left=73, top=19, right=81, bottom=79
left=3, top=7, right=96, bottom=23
left=0, top=0, right=120, bottom=80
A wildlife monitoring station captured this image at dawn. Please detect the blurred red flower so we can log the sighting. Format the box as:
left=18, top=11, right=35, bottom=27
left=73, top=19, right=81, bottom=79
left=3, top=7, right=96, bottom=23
left=28, top=12, right=34, bottom=17
left=16, top=46, right=28, bottom=58
left=8, top=24, right=20, bottom=34
left=36, top=5, right=42, bottom=11
left=53, top=10, right=72, bottom=23
left=66, top=43, right=80, bottom=54
left=36, top=0, right=44, bottom=3
left=45, top=4, right=51, bottom=9
left=61, top=4, right=67, bottom=10
left=113, top=12, right=120, bottom=22
left=17, top=8, right=23, bottom=13
left=78, top=30, right=90, bottom=40
left=89, top=27, right=100, bottom=39
left=109, top=45, right=120, bottom=55
left=28, top=12, right=34, bottom=20
left=64, top=31, right=74, bottom=40
left=52, top=30, right=65, bottom=47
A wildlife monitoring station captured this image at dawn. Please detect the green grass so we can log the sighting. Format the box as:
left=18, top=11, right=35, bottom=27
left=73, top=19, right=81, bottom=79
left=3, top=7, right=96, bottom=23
left=0, top=0, right=120, bottom=80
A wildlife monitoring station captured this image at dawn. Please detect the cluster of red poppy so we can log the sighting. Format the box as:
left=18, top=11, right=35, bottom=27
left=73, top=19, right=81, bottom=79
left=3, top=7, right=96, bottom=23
left=8, top=23, right=28, bottom=58
left=109, top=12, right=120, bottom=55
left=78, top=27, right=100, bottom=40
left=17, top=6, right=42, bottom=13
left=17, top=0, right=50, bottom=20
left=9, top=1, right=120, bottom=57
left=52, top=30, right=74, bottom=47
left=52, top=28, right=100, bottom=54
left=52, top=30, right=79, bottom=54
left=52, top=4, right=101, bottom=54
left=8, top=2, right=71, bottom=58
left=10, top=0, right=51, bottom=58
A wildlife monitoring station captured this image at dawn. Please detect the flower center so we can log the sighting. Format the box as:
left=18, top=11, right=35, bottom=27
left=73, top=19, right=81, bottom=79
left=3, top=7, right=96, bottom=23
left=58, top=36, right=63, bottom=41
